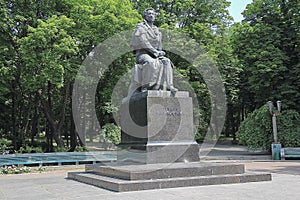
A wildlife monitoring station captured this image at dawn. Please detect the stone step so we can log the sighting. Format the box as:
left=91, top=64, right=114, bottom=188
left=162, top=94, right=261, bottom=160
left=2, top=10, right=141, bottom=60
left=85, top=162, right=245, bottom=180
left=68, top=171, right=271, bottom=192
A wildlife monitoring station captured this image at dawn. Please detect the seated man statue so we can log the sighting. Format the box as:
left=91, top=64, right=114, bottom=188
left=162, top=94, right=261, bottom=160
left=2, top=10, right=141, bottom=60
left=126, top=8, right=178, bottom=98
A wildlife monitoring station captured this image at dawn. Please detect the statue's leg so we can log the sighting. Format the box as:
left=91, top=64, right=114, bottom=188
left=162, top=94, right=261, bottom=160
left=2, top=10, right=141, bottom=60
left=153, top=59, right=164, bottom=90
left=123, top=66, right=141, bottom=102
left=137, top=54, right=163, bottom=91
left=161, top=58, right=178, bottom=92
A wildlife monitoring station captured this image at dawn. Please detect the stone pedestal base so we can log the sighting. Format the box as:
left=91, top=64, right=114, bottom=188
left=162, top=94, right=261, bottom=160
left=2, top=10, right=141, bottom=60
left=68, top=90, right=272, bottom=192
left=118, top=91, right=199, bottom=164
left=68, top=162, right=272, bottom=192
left=118, top=142, right=199, bottom=164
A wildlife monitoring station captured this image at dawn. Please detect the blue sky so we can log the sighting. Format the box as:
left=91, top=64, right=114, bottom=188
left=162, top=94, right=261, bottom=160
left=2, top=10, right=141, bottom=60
left=228, top=0, right=253, bottom=22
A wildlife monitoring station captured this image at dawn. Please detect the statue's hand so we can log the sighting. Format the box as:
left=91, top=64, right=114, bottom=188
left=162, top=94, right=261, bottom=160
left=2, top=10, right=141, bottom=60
left=158, top=51, right=165, bottom=57
left=153, top=51, right=160, bottom=58
left=153, top=50, right=165, bottom=58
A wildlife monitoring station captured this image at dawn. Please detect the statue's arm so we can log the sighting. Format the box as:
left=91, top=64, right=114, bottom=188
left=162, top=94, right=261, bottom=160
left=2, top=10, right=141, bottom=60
left=140, top=34, right=160, bottom=57
left=158, top=32, right=163, bottom=51
left=132, top=24, right=160, bottom=57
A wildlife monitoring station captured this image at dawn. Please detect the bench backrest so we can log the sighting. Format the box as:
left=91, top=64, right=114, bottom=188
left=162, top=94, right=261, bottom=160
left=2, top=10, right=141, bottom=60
left=284, top=148, right=300, bottom=155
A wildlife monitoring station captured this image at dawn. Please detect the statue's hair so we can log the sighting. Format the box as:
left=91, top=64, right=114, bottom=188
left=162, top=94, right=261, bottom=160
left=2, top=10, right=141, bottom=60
left=143, top=8, right=156, bottom=18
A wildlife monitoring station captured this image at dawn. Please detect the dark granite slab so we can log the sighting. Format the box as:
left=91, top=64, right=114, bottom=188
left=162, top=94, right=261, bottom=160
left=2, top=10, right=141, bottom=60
left=68, top=171, right=272, bottom=192
left=117, top=142, right=200, bottom=164
left=85, top=162, right=245, bottom=180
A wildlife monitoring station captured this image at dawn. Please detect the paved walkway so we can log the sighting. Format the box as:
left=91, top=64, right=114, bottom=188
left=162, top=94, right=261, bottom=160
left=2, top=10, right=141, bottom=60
left=0, top=145, right=299, bottom=200
left=203, top=143, right=271, bottom=160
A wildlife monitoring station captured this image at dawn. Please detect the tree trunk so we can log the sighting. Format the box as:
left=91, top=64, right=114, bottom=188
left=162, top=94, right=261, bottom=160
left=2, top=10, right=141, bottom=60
left=12, top=85, right=17, bottom=150
left=69, top=82, right=77, bottom=151
left=31, top=95, right=39, bottom=145
left=38, top=81, right=66, bottom=148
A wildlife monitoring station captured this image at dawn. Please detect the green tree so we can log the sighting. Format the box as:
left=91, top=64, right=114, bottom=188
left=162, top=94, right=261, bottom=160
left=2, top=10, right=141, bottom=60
left=19, top=15, right=79, bottom=147
left=67, top=0, right=140, bottom=142
left=0, top=0, right=72, bottom=150
left=231, top=0, right=300, bottom=112
left=0, top=0, right=140, bottom=151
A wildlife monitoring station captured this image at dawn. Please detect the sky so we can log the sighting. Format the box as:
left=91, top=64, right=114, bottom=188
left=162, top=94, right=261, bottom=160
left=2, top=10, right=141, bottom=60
left=228, top=0, right=253, bottom=22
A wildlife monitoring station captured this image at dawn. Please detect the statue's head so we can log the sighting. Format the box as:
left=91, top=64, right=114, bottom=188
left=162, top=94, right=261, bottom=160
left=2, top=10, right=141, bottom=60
left=143, top=8, right=157, bottom=22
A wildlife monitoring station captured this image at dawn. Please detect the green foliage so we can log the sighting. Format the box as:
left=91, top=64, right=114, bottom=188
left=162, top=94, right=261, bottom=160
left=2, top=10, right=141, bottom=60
left=0, top=165, right=47, bottom=175
left=0, top=138, right=13, bottom=154
left=37, top=166, right=47, bottom=173
left=0, top=0, right=141, bottom=150
left=101, top=123, right=121, bottom=145
left=131, top=0, right=232, bottom=28
left=231, top=0, right=300, bottom=111
left=3, top=0, right=298, bottom=153
left=237, top=105, right=272, bottom=150
left=277, top=110, right=300, bottom=147
left=19, top=15, right=79, bottom=91
left=17, top=146, right=43, bottom=154
left=1, top=165, right=31, bottom=175
left=75, top=146, right=88, bottom=152
left=54, top=147, right=69, bottom=152
left=237, top=105, right=300, bottom=150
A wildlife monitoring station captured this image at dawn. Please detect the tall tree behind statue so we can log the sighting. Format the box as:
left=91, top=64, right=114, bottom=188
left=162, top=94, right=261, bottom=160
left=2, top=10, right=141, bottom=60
left=231, top=0, right=300, bottom=112
left=0, top=0, right=140, bottom=151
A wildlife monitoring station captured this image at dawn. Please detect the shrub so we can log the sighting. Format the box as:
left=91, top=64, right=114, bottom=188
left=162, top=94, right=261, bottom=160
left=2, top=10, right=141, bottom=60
left=237, top=105, right=300, bottom=150
left=54, top=146, right=68, bottom=152
left=237, top=105, right=272, bottom=150
left=277, top=110, right=300, bottom=147
left=0, top=138, right=12, bottom=154
left=18, top=146, right=43, bottom=154
left=75, top=146, right=88, bottom=152
left=1, top=165, right=31, bottom=175
left=101, top=123, right=121, bottom=145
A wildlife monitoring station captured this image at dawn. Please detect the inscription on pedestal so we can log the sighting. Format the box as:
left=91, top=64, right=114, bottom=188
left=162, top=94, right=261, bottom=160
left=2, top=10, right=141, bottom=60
left=152, top=107, right=183, bottom=117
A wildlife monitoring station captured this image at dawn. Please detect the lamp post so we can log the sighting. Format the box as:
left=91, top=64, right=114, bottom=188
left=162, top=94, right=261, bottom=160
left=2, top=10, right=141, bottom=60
left=267, top=101, right=281, bottom=160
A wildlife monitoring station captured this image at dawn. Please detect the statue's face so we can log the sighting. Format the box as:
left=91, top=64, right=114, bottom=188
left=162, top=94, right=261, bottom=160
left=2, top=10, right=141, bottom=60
left=144, top=10, right=156, bottom=23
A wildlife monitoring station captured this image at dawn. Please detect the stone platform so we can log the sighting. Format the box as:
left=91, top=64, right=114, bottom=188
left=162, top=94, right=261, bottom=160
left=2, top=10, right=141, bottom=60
left=68, top=162, right=272, bottom=192
left=68, top=90, right=271, bottom=191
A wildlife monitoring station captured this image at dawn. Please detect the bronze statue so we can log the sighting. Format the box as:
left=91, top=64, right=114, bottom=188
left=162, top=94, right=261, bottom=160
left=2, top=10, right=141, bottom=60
left=126, top=8, right=178, bottom=98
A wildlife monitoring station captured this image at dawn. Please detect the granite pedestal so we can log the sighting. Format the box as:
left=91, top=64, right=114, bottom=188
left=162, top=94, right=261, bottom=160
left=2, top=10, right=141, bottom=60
left=68, top=91, right=272, bottom=191
left=68, top=162, right=272, bottom=192
left=118, top=90, right=199, bottom=164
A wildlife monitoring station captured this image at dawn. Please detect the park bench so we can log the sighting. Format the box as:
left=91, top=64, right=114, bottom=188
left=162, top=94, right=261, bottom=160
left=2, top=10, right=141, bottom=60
left=281, top=148, right=300, bottom=160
